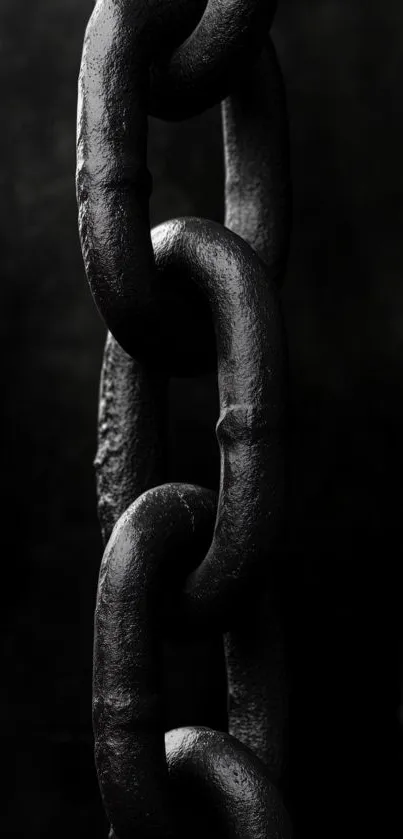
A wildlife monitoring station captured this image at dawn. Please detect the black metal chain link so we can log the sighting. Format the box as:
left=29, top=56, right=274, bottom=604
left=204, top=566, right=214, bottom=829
left=76, top=0, right=292, bottom=835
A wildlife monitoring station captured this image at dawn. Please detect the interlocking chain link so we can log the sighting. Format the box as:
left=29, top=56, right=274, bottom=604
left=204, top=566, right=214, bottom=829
left=76, top=0, right=292, bottom=835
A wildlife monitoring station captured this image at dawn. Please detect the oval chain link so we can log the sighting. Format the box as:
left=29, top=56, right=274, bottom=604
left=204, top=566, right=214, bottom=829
left=77, top=0, right=292, bottom=835
left=94, top=490, right=292, bottom=837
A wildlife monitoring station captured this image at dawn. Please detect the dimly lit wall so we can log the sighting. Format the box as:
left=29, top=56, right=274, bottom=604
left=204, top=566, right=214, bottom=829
left=1, top=1, right=402, bottom=836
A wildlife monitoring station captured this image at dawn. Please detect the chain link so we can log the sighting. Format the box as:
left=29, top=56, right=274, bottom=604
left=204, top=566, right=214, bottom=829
left=76, top=0, right=292, bottom=835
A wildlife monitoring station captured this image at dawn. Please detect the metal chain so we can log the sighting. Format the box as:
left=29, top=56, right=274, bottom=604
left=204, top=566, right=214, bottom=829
left=76, top=0, right=292, bottom=836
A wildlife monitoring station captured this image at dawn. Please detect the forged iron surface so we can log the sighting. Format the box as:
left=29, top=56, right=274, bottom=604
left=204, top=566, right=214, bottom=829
left=77, top=0, right=292, bottom=835
left=166, top=727, right=292, bottom=839
left=125, top=216, right=286, bottom=627
left=223, top=39, right=291, bottom=279
left=76, top=1, right=285, bottom=370
left=94, top=491, right=291, bottom=838
left=95, top=219, right=289, bottom=773
left=95, top=334, right=167, bottom=546
left=149, top=0, right=278, bottom=120
left=93, top=485, right=216, bottom=838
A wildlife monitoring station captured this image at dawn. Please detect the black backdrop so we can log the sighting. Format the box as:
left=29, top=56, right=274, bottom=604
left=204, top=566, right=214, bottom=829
left=2, top=1, right=402, bottom=836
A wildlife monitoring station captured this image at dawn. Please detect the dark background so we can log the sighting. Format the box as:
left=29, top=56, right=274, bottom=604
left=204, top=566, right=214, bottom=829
left=1, top=1, right=402, bottom=836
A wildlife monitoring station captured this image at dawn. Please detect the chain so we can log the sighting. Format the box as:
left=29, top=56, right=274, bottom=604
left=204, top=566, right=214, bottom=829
left=76, top=0, right=292, bottom=836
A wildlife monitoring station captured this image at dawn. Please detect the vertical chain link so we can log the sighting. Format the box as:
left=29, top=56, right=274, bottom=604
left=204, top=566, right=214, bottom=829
left=76, top=0, right=292, bottom=835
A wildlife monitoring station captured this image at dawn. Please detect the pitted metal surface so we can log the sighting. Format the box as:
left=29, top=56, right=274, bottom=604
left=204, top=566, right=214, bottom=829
left=77, top=0, right=292, bottom=835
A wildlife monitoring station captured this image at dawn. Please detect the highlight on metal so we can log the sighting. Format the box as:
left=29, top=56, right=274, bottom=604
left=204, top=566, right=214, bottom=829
left=76, top=0, right=292, bottom=835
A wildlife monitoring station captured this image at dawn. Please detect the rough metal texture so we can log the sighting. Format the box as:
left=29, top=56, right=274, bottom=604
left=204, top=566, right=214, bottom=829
left=221, top=37, right=290, bottom=776
left=166, top=727, right=292, bottom=838
left=76, top=0, right=277, bottom=371
left=149, top=0, right=278, bottom=120
left=93, top=488, right=292, bottom=838
left=93, top=485, right=216, bottom=838
left=223, top=39, right=291, bottom=280
left=77, top=0, right=292, bottom=834
left=95, top=219, right=289, bottom=779
left=95, top=334, right=168, bottom=545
